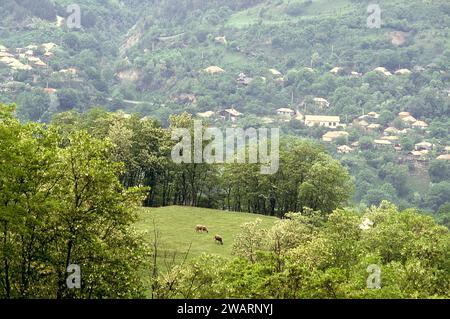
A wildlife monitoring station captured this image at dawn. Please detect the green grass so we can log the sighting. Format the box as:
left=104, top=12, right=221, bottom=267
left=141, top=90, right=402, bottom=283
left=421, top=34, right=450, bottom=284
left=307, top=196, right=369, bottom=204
left=226, top=0, right=353, bottom=28
left=135, top=206, right=278, bottom=264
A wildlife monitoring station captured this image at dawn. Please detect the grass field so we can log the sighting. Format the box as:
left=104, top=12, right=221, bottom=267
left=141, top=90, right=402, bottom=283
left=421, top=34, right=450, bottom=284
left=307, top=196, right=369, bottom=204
left=136, top=206, right=278, bottom=265
left=226, top=0, right=353, bottom=28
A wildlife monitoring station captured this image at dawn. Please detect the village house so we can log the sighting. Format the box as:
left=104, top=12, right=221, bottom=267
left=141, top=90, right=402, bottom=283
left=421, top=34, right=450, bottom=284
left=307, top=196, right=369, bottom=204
left=197, top=111, right=215, bottom=119
left=367, top=123, right=381, bottom=131
left=313, top=97, right=330, bottom=108
left=322, top=131, right=349, bottom=142
left=412, top=120, right=428, bottom=129
left=415, top=142, right=434, bottom=151
left=236, top=73, right=253, bottom=85
left=437, top=154, right=450, bottom=161
left=305, top=115, right=340, bottom=128
left=218, top=108, right=242, bottom=122
left=204, top=66, right=225, bottom=74
left=374, top=139, right=392, bottom=147
left=398, top=111, right=411, bottom=118
left=276, top=108, right=296, bottom=117
left=409, top=150, right=429, bottom=159
left=268, top=68, right=282, bottom=77
left=373, top=67, right=392, bottom=76
left=395, top=68, right=412, bottom=75
left=337, top=145, right=353, bottom=154
left=329, top=67, right=344, bottom=75
left=367, top=112, right=380, bottom=119
left=355, top=119, right=369, bottom=128
left=382, top=136, right=400, bottom=142
left=214, top=36, right=227, bottom=45
left=402, top=115, right=417, bottom=125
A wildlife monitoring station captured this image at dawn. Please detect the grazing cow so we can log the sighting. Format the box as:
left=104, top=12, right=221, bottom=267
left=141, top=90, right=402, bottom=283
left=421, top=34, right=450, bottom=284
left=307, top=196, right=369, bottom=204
left=214, top=235, right=223, bottom=245
left=195, top=225, right=208, bottom=233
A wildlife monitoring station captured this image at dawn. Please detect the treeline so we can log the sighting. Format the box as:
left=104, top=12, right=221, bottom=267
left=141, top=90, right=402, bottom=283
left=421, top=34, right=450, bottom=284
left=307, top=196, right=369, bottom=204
left=52, top=108, right=353, bottom=217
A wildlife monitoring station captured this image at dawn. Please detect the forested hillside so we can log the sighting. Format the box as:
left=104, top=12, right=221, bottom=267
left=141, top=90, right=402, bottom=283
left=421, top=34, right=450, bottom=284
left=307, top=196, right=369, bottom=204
left=0, top=0, right=449, bottom=300
left=0, top=1, right=449, bottom=218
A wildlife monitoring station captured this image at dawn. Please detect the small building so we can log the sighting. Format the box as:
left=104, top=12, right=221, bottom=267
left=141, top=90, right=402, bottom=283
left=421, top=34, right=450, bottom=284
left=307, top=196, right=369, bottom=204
left=415, top=142, right=433, bottom=151
left=374, top=139, right=392, bottom=146
left=367, top=112, right=380, bottom=119
left=197, top=111, right=215, bottom=118
left=214, top=36, right=227, bottom=45
left=204, top=66, right=225, bottom=74
left=412, top=120, right=428, bottom=129
left=367, top=123, right=381, bottom=130
left=398, top=112, right=411, bottom=118
left=337, top=145, right=353, bottom=154
left=409, top=150, right=429, bottom=157
left=356, top=120, right=369, bottom=128
left=395, top=69, right=412, bottom=75
left=236, top=73, right=253, bottom=85
left=444, top=146, right=450, bottom=153
left=402, top=115, right=417, bottom=124
left=305, top=115, right=340, bottom=128
left=382, top=136, right=399, bottom=142
left=268, top=69, right=282, bottom=77
left=276, top=108, right=296, bottom=117
left=313, top=97, right=330, bottom=108
left=437, top=154, right=450, bottom=161
left=373, top=67, right=392, bottom=76
left=330, top=67, right=344, bottom=75
left=44, top=88, right=57, bottom=94
left=322, top=131, right=349, bottom=142
left=219, top=108, right=242, bottom=122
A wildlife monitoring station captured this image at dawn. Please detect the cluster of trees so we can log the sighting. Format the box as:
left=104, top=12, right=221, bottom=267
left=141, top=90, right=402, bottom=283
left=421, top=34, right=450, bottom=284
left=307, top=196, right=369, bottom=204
left=0, top=104, right=150, bottom=298
left=51, top=108, right=353, bottom=217
left=154, top=202, right=450, bottom=299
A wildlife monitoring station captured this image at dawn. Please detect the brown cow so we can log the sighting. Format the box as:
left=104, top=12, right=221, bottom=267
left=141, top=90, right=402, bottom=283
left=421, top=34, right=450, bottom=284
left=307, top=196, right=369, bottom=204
left=214, top=235, right=223, bottom=245
left=195, top=225, right=209, bottom=233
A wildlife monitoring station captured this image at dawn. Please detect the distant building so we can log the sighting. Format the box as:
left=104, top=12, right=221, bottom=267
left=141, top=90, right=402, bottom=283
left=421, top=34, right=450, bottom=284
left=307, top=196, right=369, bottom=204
left=374, top=139, right=392, bottom=146
left=218, top=108, right=242, bottom=122
left=395, top=69, right=412, bottom=75
left=402, top=115, right=417, bottom=124
left=313, top=97, right=330, bottom=108
left=415, top=142, right=433, bottom=151
left=437, top=154, right=450, bottom=161
left=398, top=112, right=411, bottom=118
left=204, top=66, right=225, bottom=74
left=412, top=121, right=428, bottom=129
left=373, top=67, right=392, bottom=76
left=276, top=108, right=296, bottom=117
left=322, top=131, right=349, bottom=142
left=305, top=115, right=340, bottom=128
left=197, top=111, right=215, bottom=118
left=337, top=145, right=353, bottom=154
left=236, top=73, right=253, bottom=85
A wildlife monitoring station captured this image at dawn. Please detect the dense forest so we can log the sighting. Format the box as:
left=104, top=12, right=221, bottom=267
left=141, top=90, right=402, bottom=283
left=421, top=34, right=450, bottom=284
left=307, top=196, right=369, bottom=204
left=0, top=0, right=449, bottom=299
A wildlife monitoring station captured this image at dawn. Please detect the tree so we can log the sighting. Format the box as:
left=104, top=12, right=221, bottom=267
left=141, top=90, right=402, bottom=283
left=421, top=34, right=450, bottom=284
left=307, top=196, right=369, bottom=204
left=0, top=104, right=150, bottom=298
left=429, top=160, right=450, bottom=183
